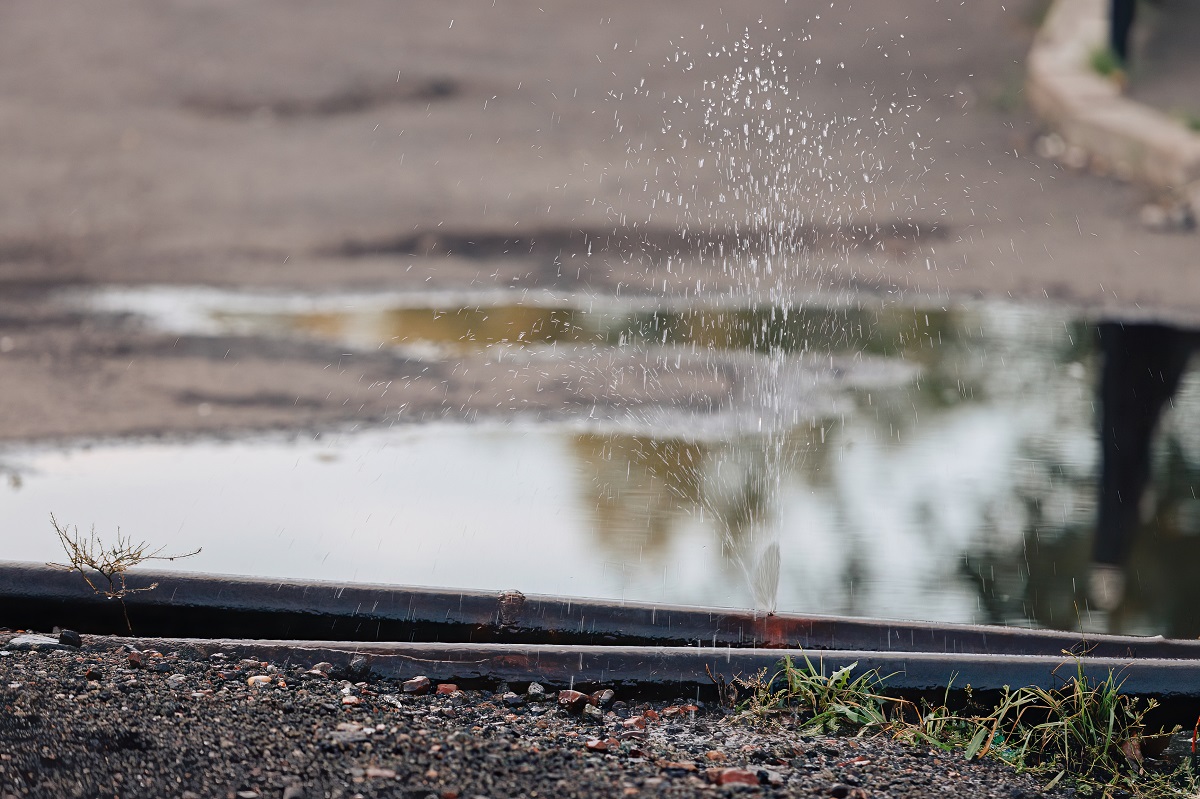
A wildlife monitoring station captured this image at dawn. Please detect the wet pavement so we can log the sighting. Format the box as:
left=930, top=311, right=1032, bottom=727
left=1127, top=0, right=1200, bottom=124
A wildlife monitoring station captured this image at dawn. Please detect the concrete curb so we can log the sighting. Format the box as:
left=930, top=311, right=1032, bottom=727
left=1027, top=0, right=1200, bottom=209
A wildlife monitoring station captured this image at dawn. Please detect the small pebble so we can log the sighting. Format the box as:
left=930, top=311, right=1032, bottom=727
left=591, top=688, right=615, bottom=707
left=707, top=768, right=760, bottom=786
left=57, top=630, right=82, bottom=648
left=557, top=689, right=590, bottom=713
left=403, top=676, right=432, bottom=695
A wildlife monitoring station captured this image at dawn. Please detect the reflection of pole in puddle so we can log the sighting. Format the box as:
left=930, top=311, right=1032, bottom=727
left=1090, top=322, right=1199, bottom=612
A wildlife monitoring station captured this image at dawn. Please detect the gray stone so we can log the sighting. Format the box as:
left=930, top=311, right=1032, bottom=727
left=5, top=634, right=67, bottom=652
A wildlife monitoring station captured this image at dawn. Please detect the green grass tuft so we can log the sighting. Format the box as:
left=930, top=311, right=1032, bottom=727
left=732, top=654, right=1195, bottom=798
left=1090, top=47, right=1124, bottom=78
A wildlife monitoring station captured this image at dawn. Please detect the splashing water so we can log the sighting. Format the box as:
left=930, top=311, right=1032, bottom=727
left=628, top=22, right=933, bottom=612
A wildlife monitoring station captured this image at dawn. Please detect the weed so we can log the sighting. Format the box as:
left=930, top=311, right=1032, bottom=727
left=888, top=680, right=988, bottom=753
left=734, top=654, right=895, bottom=734
left=1089, top=47, right=1128, bottom=90
left=729, top=654, right=1194, bottom=798
left=47, top=513, right=201, bottom=633
left=969, top=662, right=1164, bottom=795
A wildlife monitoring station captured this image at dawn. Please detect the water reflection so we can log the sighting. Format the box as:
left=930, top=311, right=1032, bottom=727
left=1090, top=322, right=1200, bottom=624
left=26, top=292, right=1200, bottom=636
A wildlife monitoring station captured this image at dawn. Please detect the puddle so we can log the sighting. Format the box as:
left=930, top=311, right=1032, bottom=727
left=20, top=290, right=1200, bottom=637
left=78, top=285, right=898, bottom=357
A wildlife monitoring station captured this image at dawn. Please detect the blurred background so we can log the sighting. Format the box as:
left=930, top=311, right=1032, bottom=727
left=4, top=0, right=1200, bottom=636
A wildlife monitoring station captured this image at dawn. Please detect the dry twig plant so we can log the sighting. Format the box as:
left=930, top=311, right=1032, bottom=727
left=48, top=513, right=201, bottom=633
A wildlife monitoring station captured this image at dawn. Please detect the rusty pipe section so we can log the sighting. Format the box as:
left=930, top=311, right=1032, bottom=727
left=96, top=636, right=1200, bottom=704
left=3, top=560, right=1199, bottom=659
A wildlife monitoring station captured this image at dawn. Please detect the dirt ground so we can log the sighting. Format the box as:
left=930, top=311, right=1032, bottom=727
left=1, top=0, right=1197, bottom=445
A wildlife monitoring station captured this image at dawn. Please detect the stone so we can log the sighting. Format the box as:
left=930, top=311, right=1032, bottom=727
left=501, top=691, right=524, bottom=707
left=557, top=689, right=591, bottom=713
left=526, top=682, right=547, bottom=701
left=1035, top=132, right=1066, bottom=160
left=281, top=787, right=306, bottom=799
left=310, top=661, right=334, bottom=675
left=348, top=655, right=369, bottom=676
left=1139, top=203, right=1171, bottom=231
left=127, top=651, right=143, bottom=668
left=166, top=674, right=187, bottom=686
left=341, top=695, right=362, bottom=706
left=658, top=761, right=696, bottom=773
left=365, top=767, right=396, bottom=778
left=622, top=716, right=646, bottom=730
left=591, top=688, right=615, bottom=707
left=585, top=738, right=610, bottom=752
left=57, top=629, right=82, bottom=648
left=403, top=675, right=431, bottom=695
left=436, top=683, right=459, bottom=695
left=705, top=750, right=726, bottom=762
left=706, top=768, right=760, bottom=786
left=581, top=703, right=605, bottom=723
left=5, top=634, right=66, bottom=652
left=247, top=675, right=272, bottom=688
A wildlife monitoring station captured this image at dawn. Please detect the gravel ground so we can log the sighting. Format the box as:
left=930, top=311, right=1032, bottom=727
left=0, top=634, right=1057, bottom=799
